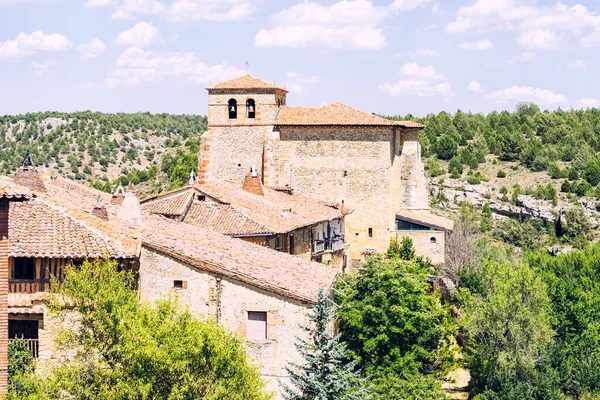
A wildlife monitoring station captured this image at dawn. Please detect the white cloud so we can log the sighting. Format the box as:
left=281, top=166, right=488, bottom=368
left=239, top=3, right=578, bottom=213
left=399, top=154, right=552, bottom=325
left=446, top=1, right=600, bottom=50
left=284, top=71, right=320, bottom=93
left=84, top=0, right=113, bottom=6
left=424, top=24, right=437, bottom=31
left=30, top=60, right=55, bottom=76
left=380, top=62, right=451, bottom=99
left=115, top=22, right=160, bottom=48
left=575, top=97, right=600, bottom=109
left=567, top=59, right=587, bottom=69
left=168, top=0, right=255, bottom=22
left=484, top=86, right=567, bottom=106
left=400, top=62, right=445, bottom=80
left=255, top=0, right=387, bottom=50
left=517, top=29, right=560, bottom=50
left=76, top=38, right=106, bottom=59
left=380, top=79, right=451, bottom=98
left=112, top=0, right=165, bottom=20
left=0, top=31, right=72, bottom=61
left=459, top=39, right=493, bottom=50
left=105, top=47, right=244, bottom=88
left=581, top=29, right=600, bottom=48
left=391, top=0, right=431, bottom=11
left=507, top=51, right=538, bottom=64
left=431, top=3, right=440, bottom=14
left=468, top=80, right=483, bottom=93
left=395, top=48, right=440, bottom=58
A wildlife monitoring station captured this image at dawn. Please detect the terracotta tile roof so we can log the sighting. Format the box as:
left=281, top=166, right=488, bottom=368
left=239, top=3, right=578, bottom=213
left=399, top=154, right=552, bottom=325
left=208, top=75, right=288, bottom=92
left=396, top=209, right=454, bottom=232
left=184, top=202, right=272, bottom=236
left=197, top=180, right=346, bottom=233
left=275, top=102, right=424, bottom=128
left=141, top=213, right=337, bottom=304
left=41, top=175, right=112, bottom=211
left=0, top=177, right=33, bottom=200
left=141, top=190, right=194, bottom=217
left=14, top=168, right=46, bottom=192
left=9, top=198, right=139, bottom=259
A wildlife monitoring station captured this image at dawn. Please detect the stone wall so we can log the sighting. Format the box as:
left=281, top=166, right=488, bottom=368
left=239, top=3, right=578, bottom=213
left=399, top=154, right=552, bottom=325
left=198, top=125, right=275, bottom=183
left=391, top=230, right=445, bottom=264
left=278, top=126, right=405, bottom=259
left=139, top=246, right=313, bottom=399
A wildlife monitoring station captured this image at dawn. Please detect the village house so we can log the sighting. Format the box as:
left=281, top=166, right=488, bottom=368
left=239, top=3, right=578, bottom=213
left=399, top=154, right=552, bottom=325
left=0, top=159, right=338, bottom=399
left=199, top=75, right=453, bottom=264
left=141, top=169, right=350, bottom=268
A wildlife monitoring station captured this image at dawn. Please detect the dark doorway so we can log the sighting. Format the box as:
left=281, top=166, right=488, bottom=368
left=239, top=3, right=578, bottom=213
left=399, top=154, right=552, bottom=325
left=9, top=319, right=38, bottom=340
left=13, top=258, right=35, bottom=280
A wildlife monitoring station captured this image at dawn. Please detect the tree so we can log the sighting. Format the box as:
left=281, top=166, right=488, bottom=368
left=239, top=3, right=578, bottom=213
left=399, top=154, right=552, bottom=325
left=584, top=159, right=600, bottom=186
left=459, top=262, right=554, bottom=398
left=480, top=202, right=493, bottom=232
left=560, top=206, right=592, bottom=247
left=282, top=290, right=369, bottom=400
left=497, top=126, right=524, bottom=161
left=21, top=259, right=269, bottom=400
left=336, top=253, right=454, bottom=399
left=436, top=134, right=458, bottom=160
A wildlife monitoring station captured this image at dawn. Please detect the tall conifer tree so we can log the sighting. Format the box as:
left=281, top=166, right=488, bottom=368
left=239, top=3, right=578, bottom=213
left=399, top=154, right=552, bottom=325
left=282, top=290, right=370, bottom=400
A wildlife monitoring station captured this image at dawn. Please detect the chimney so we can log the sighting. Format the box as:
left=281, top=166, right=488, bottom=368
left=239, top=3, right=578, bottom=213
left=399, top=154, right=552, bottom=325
left=111, top=183, right=125, bottom=205
left=13, top=151, right=46, bottom=193
left=115, top=186, right=142, bottom=227
left=91, top=195, right=109, bottom=220
left=242, top=165, right=264, bottom=196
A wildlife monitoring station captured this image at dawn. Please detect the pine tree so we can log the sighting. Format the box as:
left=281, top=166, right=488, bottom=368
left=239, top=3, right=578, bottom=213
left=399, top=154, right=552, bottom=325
left=282, top=290, right=370, bottom=400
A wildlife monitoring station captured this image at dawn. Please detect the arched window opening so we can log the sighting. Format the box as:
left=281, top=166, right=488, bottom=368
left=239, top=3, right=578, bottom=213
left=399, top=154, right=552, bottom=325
left=228, top=99, right=237, bottom=119
left=430, top=237, right=437, bottom=244
left=246, top=99, right=256, bottom=119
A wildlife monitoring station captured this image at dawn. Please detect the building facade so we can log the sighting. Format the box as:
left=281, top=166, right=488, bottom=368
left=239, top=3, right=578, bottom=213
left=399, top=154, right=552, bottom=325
left=199, top=75, right=452, bottom=264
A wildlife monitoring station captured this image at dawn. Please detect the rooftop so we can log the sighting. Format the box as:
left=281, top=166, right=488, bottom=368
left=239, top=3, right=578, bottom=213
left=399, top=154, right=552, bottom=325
left=275, top=102, right=424, bottom=128
left=207, top=74, right=288, bottom=93
left=396, top=208, right=454, bottom=232
left=9, top=198, right=139, bottom=259
left=141, top=213, right=337, bottom=304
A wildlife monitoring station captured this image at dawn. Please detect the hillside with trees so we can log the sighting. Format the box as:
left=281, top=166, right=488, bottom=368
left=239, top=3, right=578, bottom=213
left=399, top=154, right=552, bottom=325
left=0, top=112, right=205, bottom=197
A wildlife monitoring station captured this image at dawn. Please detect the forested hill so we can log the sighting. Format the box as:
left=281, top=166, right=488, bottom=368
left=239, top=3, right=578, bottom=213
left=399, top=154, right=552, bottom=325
left=0, top=112, right=206, bottom=196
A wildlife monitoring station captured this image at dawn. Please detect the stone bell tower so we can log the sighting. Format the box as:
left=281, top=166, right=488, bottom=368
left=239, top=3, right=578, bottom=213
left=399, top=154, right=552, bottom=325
left=198, top=75, right=287, bottom=185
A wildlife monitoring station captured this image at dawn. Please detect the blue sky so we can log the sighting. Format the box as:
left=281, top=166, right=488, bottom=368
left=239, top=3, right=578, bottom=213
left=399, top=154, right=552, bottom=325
left=1, top=0, right=600, bottom=117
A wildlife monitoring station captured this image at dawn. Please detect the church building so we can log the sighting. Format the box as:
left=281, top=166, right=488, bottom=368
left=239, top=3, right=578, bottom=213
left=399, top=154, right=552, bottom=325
left=199, top=75, right=452, bottom=264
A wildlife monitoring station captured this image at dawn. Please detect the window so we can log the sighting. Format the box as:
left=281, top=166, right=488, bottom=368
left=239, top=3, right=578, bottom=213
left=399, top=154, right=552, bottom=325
left=396, top=219, right=434, bottom=231
left=173, top=280, right=187, bottom=289
left=13, top=258, right=35, bottom=280
left=430, top=237, right=437, bottom=244
left=228, top=99, right=237, bottom=119
left=289, top=233, right=294, bottom=254
left=368, top=228, right=373, bottom=237
left=247, top=311, right=267, bottom=340
left=246, top=99, right=255, bottom=119
left=274, top=236, right=281, bottom=251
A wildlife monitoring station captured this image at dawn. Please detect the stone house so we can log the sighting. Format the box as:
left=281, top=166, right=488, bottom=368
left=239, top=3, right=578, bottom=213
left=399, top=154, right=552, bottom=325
left=140, top=213, right=337, bottom=397
left=199, top=75, right=453, bottom=264
left=0, top=163, right=338, bottom=399
left=141, top=170, right=350, bottom=268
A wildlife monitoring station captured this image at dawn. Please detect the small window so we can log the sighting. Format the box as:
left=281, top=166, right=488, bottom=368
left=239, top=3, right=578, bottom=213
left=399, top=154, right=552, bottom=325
left=13, top=258, right=35, bottom=280
left=246, top=99, right=255, bottom=119
left=228, top=99, right=237, bottom=119
left=274, top=236, right=281, bottom=251
left=173, top=280, right=187, bottom=289
left=368, top=228, right=373, bottom=238
left=430, top=237, right=437, bottom=244
left=247, top=311, right=267, bottom=340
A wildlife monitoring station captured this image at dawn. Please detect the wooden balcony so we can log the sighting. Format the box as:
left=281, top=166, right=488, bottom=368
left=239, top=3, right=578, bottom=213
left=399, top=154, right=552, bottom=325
left=9, top=338, right=39, bottom=359
left=9, top=279, right=50, bottom=294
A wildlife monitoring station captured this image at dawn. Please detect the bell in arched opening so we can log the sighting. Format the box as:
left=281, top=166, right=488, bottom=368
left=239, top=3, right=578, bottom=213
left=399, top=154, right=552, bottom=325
left=246, top=99, right=256, bottom=119
left=228, top=99, right=237, bottom=119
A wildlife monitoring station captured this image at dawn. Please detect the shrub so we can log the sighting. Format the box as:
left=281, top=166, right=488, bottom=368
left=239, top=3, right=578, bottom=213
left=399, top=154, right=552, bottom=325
left=560, top=180, right=571, bottom=193
left=497, top=169, right=506, bottom=178
left=436, top=135, right=458, bottom=160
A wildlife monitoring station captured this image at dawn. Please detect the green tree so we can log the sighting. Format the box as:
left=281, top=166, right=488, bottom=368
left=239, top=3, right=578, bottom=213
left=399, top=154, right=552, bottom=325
left=497, top=127, right=524, bottom=161
left=584, top=159, right=600, bottom=186
left=459, top=262, right=554, bottom=399
left=436, top=134, right=458, bottom=160
left=336, top=254, right=454, bottom=399
left=481, top=202, right=493, bottom=232
left=283, top=290, right=370, bottom=400
left=23, top=259, right=269, bottom=400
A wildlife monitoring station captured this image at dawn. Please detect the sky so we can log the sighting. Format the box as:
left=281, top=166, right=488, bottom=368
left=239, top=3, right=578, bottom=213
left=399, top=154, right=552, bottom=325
left=1, top=0, right=600, bottom=117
